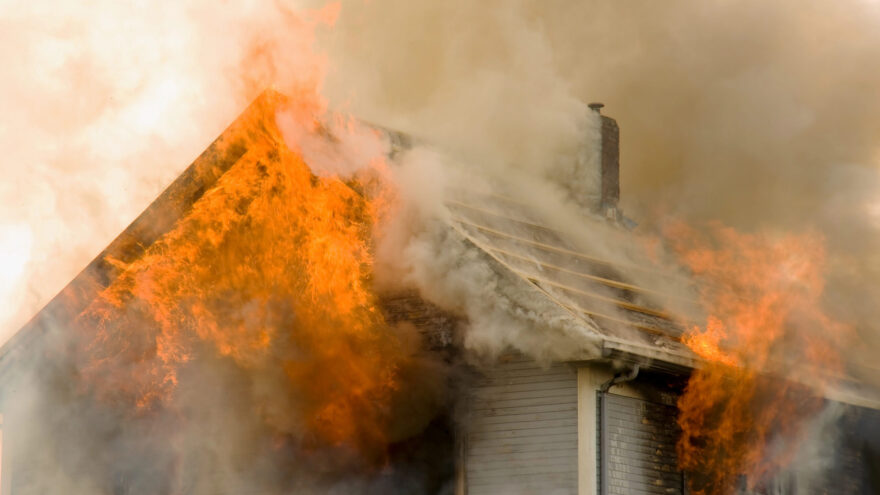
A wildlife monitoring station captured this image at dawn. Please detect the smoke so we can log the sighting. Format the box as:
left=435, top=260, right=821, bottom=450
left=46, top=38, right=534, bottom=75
left=6, top=0, right=880, bottom=493
left=9, top=0, right=877, bottom=375
left=320, top=0, right=590, bottom=180
left=321, top=0, right=880, bottom=223
left=0, top=2, right=459, bottom=494
left=312, top=0, right=880, bottom=490
left=0, top=0, right=334, bottom=342
left=316, top=0, right=880, bottom=375
left=371, top=148, right=605, bottom=364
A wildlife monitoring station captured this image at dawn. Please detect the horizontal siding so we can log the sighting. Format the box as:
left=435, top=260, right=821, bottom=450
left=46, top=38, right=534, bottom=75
left=465, top=355, right=577, bottom=495
left=471, top=409, right=576, bottom=425
left=599, top=393, right=683, bottom=495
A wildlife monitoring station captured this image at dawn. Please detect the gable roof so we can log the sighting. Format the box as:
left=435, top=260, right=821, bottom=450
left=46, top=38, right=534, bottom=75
left=0, top=90, right=289, bottom=384
left=3, top=89, right=878, bottom=409
left=0, top=89, right=694, bottom=380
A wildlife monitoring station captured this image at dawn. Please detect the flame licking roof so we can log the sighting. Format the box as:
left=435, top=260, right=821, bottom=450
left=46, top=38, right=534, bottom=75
left=0, top=88, right=463, bottom=493
left=444, top=185, right=880, bottom=405
left=0, top=92, right=286, bottom=386
left=8, top=87, right=403, bottom=436
left=3, top=89, right=880, bottom=494
left=4, top=90, right=879, bottom=398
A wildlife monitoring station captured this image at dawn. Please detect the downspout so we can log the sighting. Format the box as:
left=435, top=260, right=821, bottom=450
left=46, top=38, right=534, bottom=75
left=599, top=364, right=640, bottom=393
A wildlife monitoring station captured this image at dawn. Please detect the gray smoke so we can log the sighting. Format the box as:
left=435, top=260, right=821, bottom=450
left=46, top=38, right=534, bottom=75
left=316, top=0, right=880, bottom=490
left=315, top=0, right=880, bottom=381
left=6, top=0, right=880, bottom=493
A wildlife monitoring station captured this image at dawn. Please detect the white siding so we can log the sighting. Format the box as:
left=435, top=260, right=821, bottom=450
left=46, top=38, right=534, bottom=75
left=464, top=355, right=578, bottom=495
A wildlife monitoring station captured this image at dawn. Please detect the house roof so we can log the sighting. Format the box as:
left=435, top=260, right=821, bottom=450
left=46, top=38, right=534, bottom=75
left=444, top=185, right=700, bottom=371
left=443, top=186, right=880, bottom=408
left=0, top=90, right=289, bottom=385
left=2, top=89, right=878, bottom=409
left=0, top=89, right=694, bottom=381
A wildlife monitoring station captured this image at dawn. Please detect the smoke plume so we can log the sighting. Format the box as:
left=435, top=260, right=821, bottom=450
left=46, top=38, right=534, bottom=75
left=315, top=0, right=880, bottom=490
left=316, top=0, right=880, bottom=377
left=5, top=0, right=880, bottom=493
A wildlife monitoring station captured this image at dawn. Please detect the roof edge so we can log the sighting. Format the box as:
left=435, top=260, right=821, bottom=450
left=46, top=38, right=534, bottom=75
left=0, top=89, right=288, bottom=371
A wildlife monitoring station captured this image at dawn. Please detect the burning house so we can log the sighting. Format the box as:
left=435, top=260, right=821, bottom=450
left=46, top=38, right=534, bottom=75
left=0, top=89, right=879, bottom=495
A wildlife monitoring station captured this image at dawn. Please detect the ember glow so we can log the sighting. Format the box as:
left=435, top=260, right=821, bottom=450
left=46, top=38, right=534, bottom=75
left=669, top=222, right=850, bottom=494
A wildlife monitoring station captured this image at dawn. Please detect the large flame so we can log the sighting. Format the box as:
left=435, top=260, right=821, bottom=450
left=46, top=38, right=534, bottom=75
left=72, top=90, right=406, bottom=463
left=0, top=0, right=346, bottom=341
left=668, top=222, right=849, bottom=494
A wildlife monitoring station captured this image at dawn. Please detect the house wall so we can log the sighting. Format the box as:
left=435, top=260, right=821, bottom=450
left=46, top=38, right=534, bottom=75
left=461, top=358, right=686, bottom=495
left=579, top=363, right=880, bottom=494
left=462, top=354, right=578, bottom=494
left=577, top=363, right=684, bottom=495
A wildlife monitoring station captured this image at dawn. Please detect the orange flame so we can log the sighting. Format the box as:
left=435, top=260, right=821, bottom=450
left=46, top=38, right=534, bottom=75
left=668, top=222, right=849, bottom=494
left=73, top=92, right=405, bottom=462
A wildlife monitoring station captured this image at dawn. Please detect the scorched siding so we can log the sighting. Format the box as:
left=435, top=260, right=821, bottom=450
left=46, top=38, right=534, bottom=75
left=598, top=392, right=683, bottom=495
left=464, top=354, right=578, bottom=495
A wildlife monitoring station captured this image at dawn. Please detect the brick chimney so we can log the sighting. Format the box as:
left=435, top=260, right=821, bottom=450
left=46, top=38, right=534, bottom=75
left=588, top=102, right=620, bottom=217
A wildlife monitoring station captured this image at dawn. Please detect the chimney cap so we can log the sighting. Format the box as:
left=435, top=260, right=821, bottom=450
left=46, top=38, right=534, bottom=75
left=588, top=102, right=605, bottom=112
